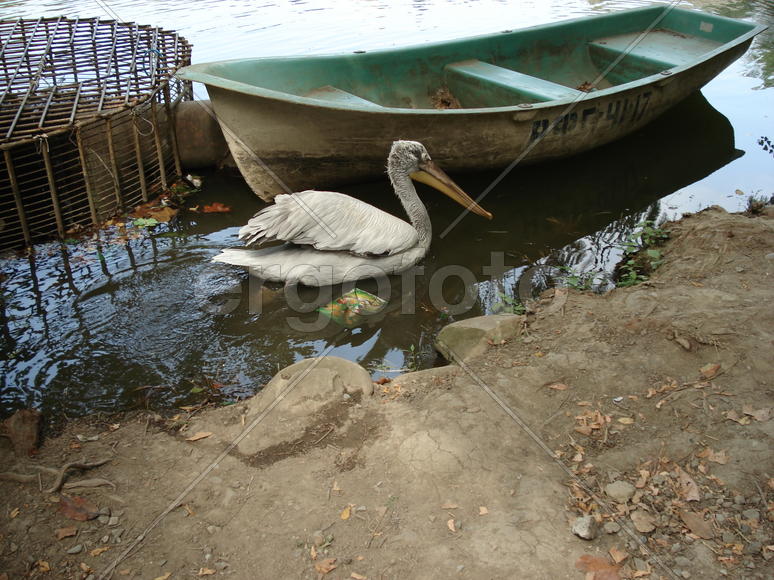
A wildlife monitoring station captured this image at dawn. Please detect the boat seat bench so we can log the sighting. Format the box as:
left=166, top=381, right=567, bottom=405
left=305, top=85, right=384, bottom=109
left=444, top=59, right=584, bottom=105
left=587, top=42, right=678, bottom=73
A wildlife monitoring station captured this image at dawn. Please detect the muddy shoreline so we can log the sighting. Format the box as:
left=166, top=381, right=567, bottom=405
left=1, top=205, right=772, bottom=579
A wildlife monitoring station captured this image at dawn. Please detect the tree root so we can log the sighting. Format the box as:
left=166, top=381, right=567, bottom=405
left=0, top=472, right=37, bottom=483
left=45, top=459, right=112, bottom=494
left=1, top=458, right=113, bottom=493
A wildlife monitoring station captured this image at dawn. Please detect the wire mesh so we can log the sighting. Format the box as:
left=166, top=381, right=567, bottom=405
left=0, top=17, right=192, bottom=251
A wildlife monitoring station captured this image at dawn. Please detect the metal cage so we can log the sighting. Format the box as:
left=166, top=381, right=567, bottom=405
left=0, top=17, right=192, bottom=251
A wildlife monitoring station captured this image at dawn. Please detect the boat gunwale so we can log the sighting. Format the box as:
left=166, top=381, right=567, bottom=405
left=176, top=7, right=767, bottom=116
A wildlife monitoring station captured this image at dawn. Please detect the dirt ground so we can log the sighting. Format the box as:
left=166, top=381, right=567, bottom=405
left=1, top=205, right=772, bottom=580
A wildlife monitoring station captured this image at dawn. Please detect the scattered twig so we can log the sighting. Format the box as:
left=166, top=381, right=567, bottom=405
left=45, top=458, right=112, bottom=494
left=63, top=478, right=116, bottom=490
left=313, top=426, right=335, bottom=445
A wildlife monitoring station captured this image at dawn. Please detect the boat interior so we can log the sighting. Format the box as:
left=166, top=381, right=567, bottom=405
left=200, top=7, right=757, bottom=110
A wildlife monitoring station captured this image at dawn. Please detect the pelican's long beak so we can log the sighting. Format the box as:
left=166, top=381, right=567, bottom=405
left=411, top=160, right=493, bottom=220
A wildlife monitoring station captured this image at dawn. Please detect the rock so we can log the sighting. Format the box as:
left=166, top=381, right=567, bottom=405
left=631, top=509, right=656, bottom=533
left=66, top=544, right=83, bottom=554
left=214, top=561, right=229, bottom=570
left=311, top=530, right=326, bottom=546
left=765, top=252, right=774, bottom=261
left=435, top=314, right=524, bottom=362
left=98, top=515, right=110, bottom=524
left=633, top=558, right=649, bottom=572
left=681, top=571, right=691, bottom=579
left=741, top=509, right=760, bottom=523
left=721, top=532, right=736, bottom=543
left=571, top=515, right=598, bottom=540
left=107, top=516, right=120, bottom=527
left=744, top=542, right=762, bottom=555
left=674, top=556, right=692, bottom=568
left=734, top=495, right=746, bottom=505
left=603, top=521, right=621, bottom=534
left=233, top=357, right=373, bottom=455
left=605, top=481, right=636, bottom=503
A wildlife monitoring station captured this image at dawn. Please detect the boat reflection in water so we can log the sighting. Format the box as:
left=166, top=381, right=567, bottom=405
left=0, top=91, right=742, bottom=417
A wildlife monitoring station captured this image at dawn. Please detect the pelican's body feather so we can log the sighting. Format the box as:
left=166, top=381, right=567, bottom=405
left=238, top=190, right=419, bottom=256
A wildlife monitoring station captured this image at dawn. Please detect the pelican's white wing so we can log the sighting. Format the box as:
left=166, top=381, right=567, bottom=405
left=238, top=190, right=419, bottom=256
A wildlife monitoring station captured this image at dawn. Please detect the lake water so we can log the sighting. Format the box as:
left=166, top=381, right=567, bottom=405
left=1, top=0, right=772, bottom=419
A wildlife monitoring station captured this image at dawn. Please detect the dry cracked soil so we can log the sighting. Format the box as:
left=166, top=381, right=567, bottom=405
left=1, top=205, right=772, bottom=580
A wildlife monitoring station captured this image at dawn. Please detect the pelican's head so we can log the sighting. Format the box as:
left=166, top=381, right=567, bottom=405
left=388, top=140, right=493, bottom=220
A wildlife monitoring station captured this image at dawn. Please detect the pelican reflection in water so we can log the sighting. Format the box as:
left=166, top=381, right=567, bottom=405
left=213, top=141, right=492, bottom=286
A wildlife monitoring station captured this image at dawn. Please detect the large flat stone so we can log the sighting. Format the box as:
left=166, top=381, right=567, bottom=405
left=435, top=314, right=524, bottom=362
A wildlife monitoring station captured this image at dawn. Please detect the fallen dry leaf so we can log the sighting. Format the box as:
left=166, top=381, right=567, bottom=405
left=202, top=202, right=232, bottom=213
left=699, top=362, right=721, bottom=379
left=58, top=495, right=99, bottom=521
left=310, top=545, right=317, bottom=560
left=631, top=509, right=656, bottom=533
left=440, top=502, right=458, bottom=509
left=447, top=518, right=457, bottom=533
left=675, top=466, right=701, bottom=502
left=185, top=431, right=213, bottom=442
left=725, top=410, right=752, bottom=425
left=314, top=558, right=337, bottom=575
left=55, top=526, right=77, bottom=540
left=340, top=504, right=352, bottom=520
left=576, top=401, right=592, bottom=406
left=90, top=546, right=110, bottom=557
left=36, top=561, right=51, bottom=572
left=153, top=574, right=171, bottom=580
left=479, top=506, right=489, bottom=515
left=9, top=507, right=19, bottom=518
left=617, top=417, right=635, bottom=425
left=198, top=568, right=216, bottom=576
left=742, top=406, right=771, bottom=422
left=351, top=574, right=367, bottom=580
left=635, top=470, right=650, bottom=489
left=697, top=447, right=729, bottom=465
left=609, top=546, right=629, bottom=564
left=575, top=554, right=621, bottom=580
left=547, top=382, right=570, bottom=391
left=680, top=510, right=714, bottom=539
left=80, top=563, right=92, bottom=573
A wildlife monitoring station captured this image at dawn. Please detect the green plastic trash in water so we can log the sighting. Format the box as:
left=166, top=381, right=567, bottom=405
left=318, top=288, right=387, bottom=328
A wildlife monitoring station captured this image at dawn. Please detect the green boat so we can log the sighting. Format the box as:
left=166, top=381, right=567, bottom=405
left=176, top=6, right=765, bottom=201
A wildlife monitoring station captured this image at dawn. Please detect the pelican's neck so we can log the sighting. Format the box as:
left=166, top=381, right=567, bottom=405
left=389, top=168, right=431, bottom=248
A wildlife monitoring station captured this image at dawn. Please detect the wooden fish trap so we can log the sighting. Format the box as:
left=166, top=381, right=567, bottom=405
left=0, top=17, right=192, bottom=251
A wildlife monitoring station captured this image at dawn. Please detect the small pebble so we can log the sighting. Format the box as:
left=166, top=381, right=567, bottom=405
left=722, top=532, right=736, bottom=543
left=734, top=495, right=746, bottom=505
left=214, top=561, right=229, bottom=571
left=311, top=530, right=325, bottom=546
left=603, top=522, right=621, bottom=534
left=681, top=571, right=691, bottom=579
left=159, top=559, right=167, bottom=566
left=571, top=516, right=598, bottom=540
left=742, top=509, right=760, bottom=522
left=670, top=543, right=682, bottom=553
left=674, top=556, right=692, bottom=568
left=66, top=544, right=83, bottom=554
left=605, top=481, right=636, bottom=503
left=715, top=514, right=726, bottom=523
left=101, top=535, right=110, bottom=543
left=744, top=541, right=762, bottom=555
left=107, top=516, right=120, bottom=527
left=456, top=565, right=465, bottom=573
left=98, top=515, right=110, bottom=525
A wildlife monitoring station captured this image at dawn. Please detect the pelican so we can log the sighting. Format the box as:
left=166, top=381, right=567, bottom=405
left=212, top=140, right=492, bottom=286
